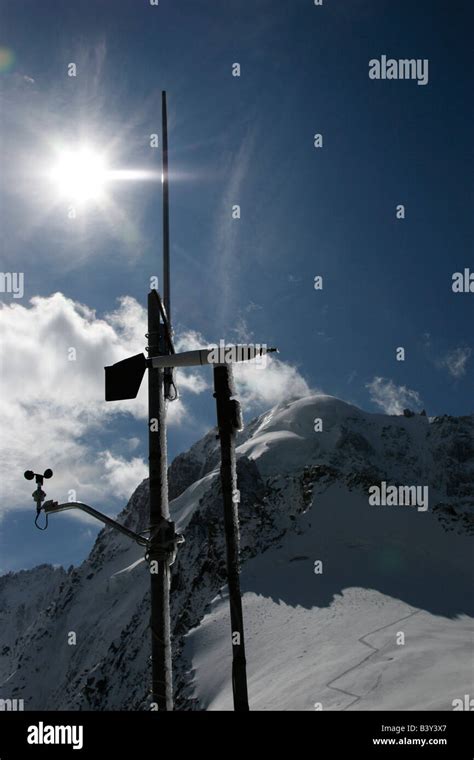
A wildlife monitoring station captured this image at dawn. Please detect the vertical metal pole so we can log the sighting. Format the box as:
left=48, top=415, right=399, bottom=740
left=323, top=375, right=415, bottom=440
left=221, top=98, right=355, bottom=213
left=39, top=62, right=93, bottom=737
left=213, top=365, right=250, bottom=712
left=148, top=293, right=172, bottom=711
left=162, top=90, right=170, bottom=320
left=147, top=90, right=173, bottom=711
left=161, top=90, right=174, bottom=399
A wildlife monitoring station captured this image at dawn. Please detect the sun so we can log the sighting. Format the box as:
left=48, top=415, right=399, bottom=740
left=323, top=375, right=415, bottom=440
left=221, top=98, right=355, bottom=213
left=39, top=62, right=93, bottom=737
left=49, top=146, right=108, bottom=204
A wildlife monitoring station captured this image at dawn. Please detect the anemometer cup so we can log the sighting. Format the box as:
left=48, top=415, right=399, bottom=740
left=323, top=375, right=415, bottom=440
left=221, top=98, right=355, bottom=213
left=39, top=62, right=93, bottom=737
left=24, top=468, right=53, bottom=484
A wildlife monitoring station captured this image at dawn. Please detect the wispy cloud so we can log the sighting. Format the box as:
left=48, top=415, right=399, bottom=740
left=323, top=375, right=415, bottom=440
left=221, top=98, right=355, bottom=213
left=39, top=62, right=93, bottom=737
left=437, top=347, right=472, bottom=379
left=212, top=126, right=257, bottom=325
left=366, top=376, right=423, bottom=415
left=421, top=332, right=472, bottom=380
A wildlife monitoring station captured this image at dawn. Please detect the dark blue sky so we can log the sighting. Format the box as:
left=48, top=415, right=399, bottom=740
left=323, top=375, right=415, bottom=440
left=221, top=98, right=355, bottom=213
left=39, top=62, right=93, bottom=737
left=0, top=0, right=472, bottom=571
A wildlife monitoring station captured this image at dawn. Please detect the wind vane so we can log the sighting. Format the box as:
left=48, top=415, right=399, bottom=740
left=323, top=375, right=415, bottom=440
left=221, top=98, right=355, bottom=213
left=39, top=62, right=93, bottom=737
left=27, top=92, right=277, bottom=712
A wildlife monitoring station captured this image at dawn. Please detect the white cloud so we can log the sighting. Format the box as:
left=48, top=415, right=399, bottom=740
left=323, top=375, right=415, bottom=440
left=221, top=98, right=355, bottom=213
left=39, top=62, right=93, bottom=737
left=438, top=347, right=471, bottom=378
left=0, top=293, right=311, bottom=517
left=233, top=355, right=311, bottom=408
left=0, top=293, right=197, bottom=516
left=174, top=328, right=311, bottom=408
left=366, top=377, right=423, bottom=415
left=99, top=452, right=148, bottom=500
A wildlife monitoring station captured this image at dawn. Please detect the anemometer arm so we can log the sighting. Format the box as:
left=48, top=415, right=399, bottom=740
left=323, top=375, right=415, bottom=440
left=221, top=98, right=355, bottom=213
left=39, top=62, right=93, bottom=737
left=25, top=469, right=183, bottom=556
left=42, top=500, right=149, bottom=547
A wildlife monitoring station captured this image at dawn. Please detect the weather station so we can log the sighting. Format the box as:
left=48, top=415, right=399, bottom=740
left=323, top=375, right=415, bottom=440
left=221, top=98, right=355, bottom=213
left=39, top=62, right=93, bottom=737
left=26, top=92, right=278, bottom=713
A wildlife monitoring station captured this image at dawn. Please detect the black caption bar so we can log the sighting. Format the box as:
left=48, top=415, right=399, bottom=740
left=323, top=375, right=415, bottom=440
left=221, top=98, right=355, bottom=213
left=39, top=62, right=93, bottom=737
left=0, top=711, right=472, bottom=757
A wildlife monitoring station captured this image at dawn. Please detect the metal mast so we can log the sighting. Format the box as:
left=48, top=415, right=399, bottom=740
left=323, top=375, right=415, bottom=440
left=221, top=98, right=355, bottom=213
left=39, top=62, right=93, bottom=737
left=148, top=90, right=173, bottom=710
left=33, top=92, right=276, bottom=711
left=162, top=90, right=170, bottom=320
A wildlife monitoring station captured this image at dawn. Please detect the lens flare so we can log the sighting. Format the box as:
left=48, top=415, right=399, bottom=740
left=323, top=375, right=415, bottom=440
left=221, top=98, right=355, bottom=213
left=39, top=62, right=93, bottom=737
left=0, top=47, right=15, bottom=73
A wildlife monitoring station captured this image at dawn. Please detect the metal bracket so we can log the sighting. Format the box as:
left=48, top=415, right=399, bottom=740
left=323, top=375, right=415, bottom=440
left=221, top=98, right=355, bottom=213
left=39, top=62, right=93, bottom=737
left=40, top=501, right=184, bottom=562
left=146, top=518, right=185, bottom=565
left=43, top=500, right=150, bottom=547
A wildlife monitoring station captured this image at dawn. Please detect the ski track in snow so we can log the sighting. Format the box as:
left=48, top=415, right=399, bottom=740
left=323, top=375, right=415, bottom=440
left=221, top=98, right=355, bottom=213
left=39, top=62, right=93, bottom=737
left=326, top=609, right=421, bottom=709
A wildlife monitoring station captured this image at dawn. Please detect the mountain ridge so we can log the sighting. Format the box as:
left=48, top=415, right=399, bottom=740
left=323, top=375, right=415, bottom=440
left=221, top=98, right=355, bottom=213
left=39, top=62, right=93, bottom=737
left=1, top=394, right=472, bottom=710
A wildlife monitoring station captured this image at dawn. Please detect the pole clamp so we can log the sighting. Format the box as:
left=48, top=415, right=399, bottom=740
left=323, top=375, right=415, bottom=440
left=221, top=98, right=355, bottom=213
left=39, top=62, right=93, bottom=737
left=146, top=519, right=184, bottom=566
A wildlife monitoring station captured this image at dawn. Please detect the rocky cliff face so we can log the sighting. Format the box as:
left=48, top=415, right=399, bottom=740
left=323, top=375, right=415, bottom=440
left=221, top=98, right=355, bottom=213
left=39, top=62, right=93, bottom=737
left=0, top=395, right=472, bottom=710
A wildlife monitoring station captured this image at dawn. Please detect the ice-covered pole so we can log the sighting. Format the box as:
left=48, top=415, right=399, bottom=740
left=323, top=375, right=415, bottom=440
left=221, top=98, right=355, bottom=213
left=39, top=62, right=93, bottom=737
left=148, top=90, right=173, bottom=711
left=213, top=364, right=250, bottom=711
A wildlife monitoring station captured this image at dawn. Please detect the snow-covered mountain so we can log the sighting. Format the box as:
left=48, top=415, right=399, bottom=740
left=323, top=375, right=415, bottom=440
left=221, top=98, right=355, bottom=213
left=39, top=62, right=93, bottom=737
left=1, top=395, right=473, bottom=710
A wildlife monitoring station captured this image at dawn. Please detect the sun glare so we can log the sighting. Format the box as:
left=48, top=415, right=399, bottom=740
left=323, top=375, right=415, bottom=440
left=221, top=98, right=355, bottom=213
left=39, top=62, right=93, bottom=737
left=50, top=147, right=108, bottom=203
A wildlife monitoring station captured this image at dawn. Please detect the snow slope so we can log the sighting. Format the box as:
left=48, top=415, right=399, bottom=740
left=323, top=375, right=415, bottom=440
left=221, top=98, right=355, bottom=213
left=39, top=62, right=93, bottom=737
left=0, top=395, right=472, bottom=710
left=184, top=484, right=472, bottom=710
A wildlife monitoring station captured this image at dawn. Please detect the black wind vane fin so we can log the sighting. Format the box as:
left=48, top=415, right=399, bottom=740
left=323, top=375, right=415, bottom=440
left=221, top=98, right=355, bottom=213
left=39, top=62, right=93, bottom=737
left=105, top=352, right=147, bottom=401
